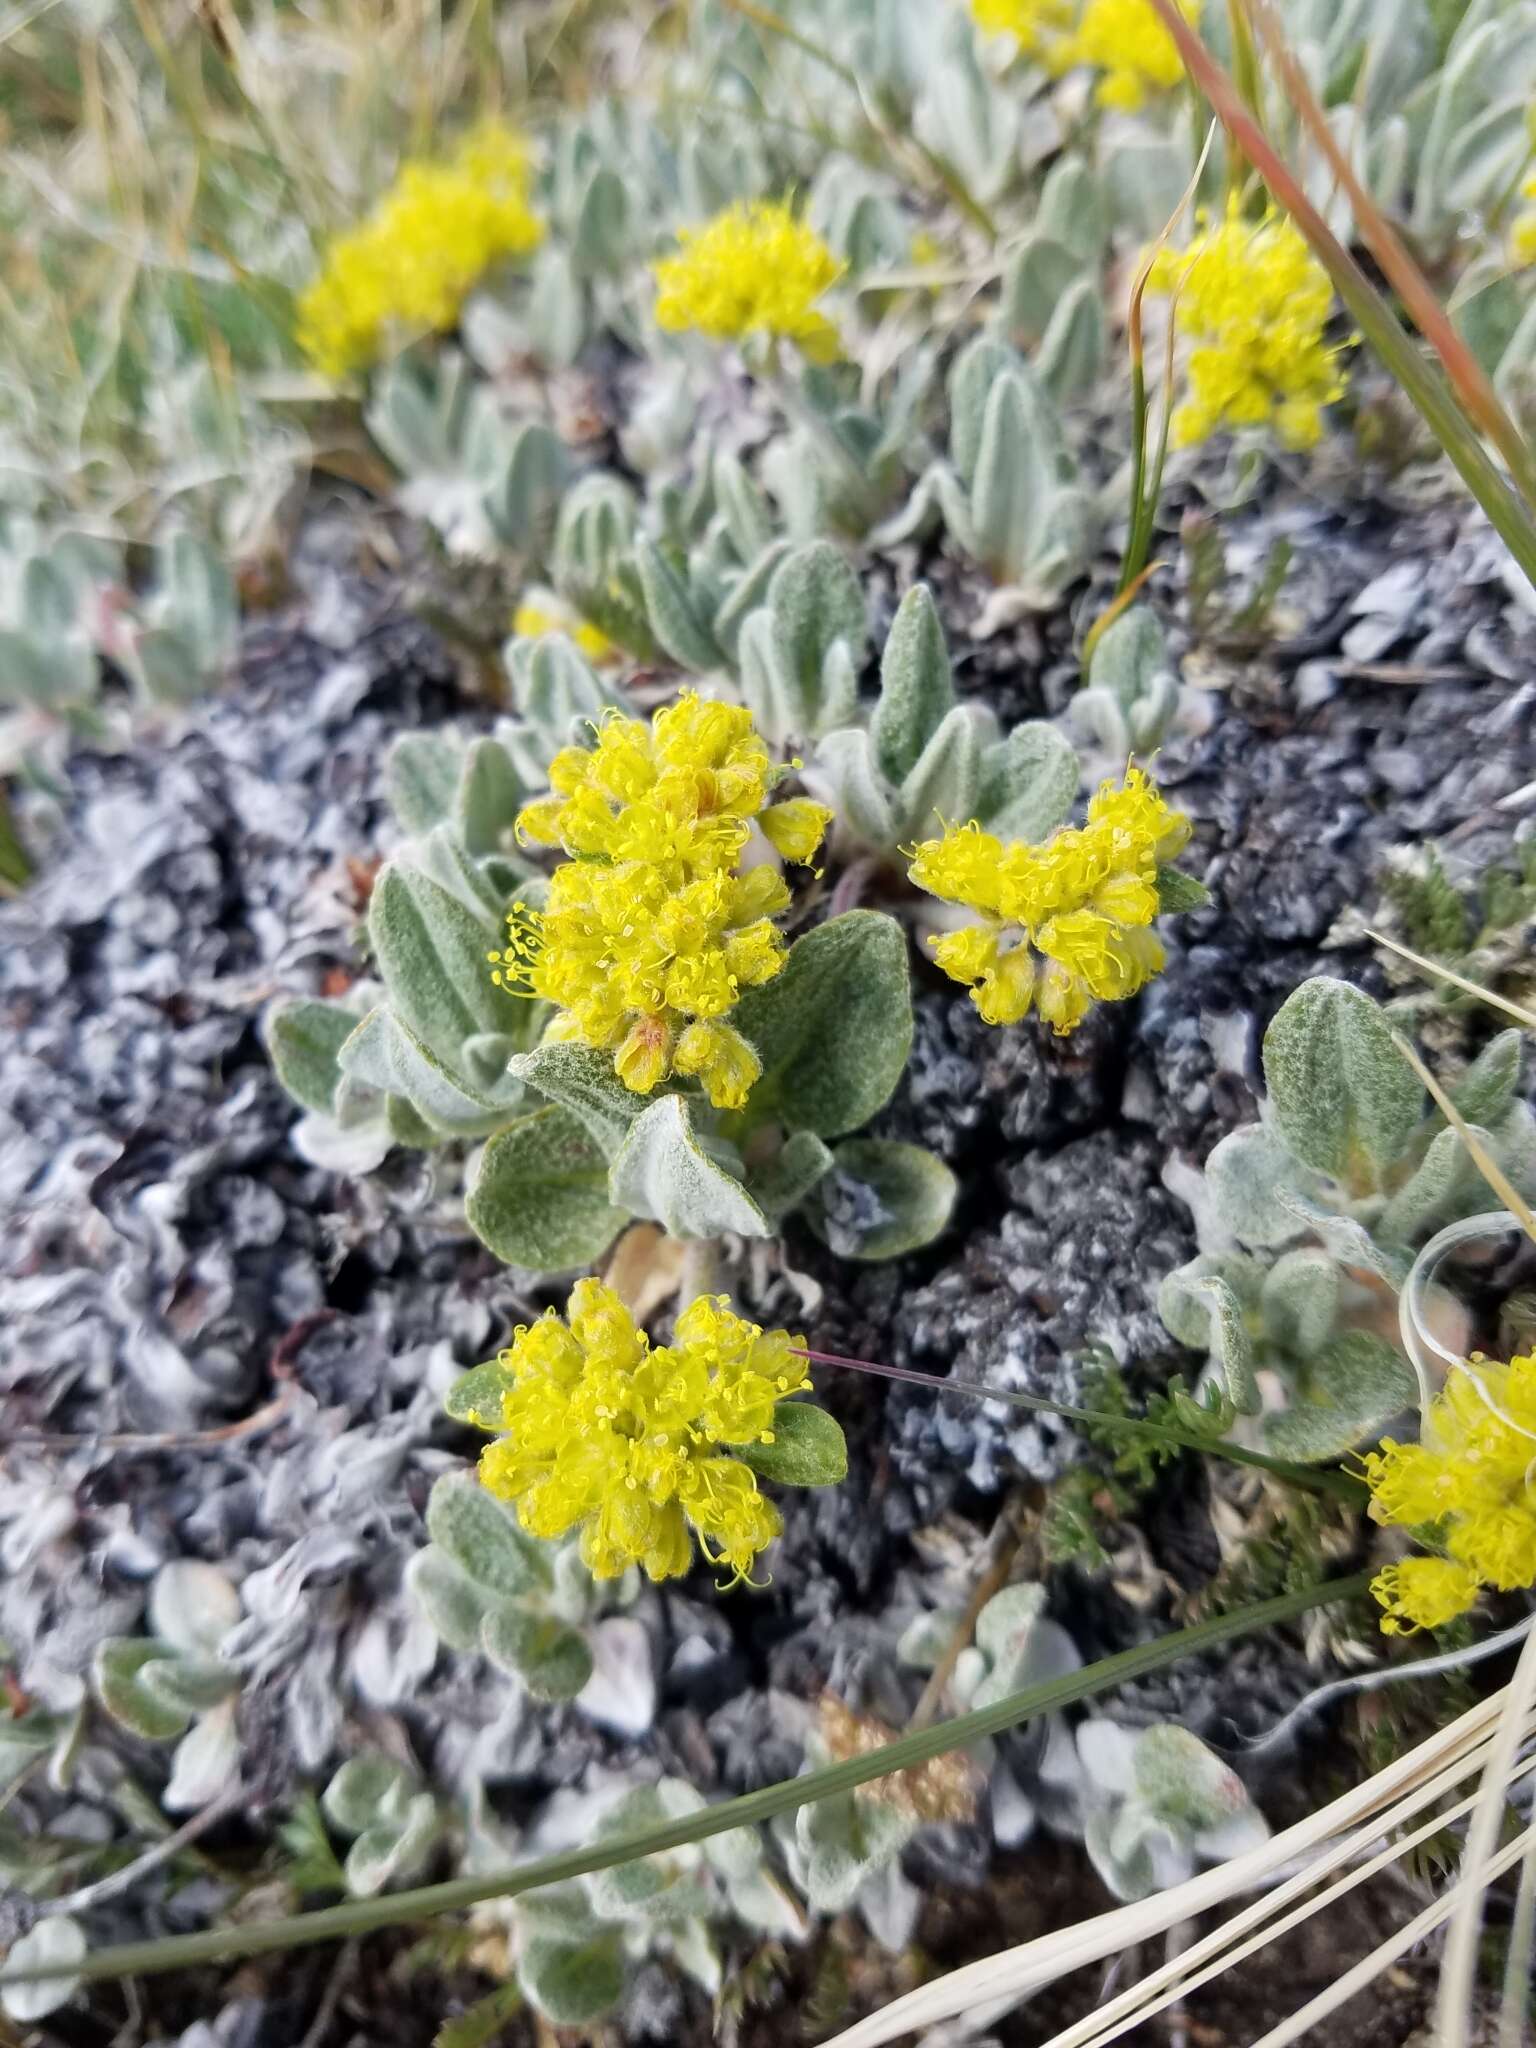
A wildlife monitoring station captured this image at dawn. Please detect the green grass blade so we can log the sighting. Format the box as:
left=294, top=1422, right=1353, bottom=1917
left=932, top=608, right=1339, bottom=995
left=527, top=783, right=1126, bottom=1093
left=0, top=1573, right=1371, bottom=1990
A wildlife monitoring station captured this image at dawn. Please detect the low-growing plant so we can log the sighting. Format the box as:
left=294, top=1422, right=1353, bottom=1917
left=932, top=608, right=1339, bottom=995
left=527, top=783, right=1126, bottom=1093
left=91, top=1563, right=244, bottom=1814
left=1161, top=974, right=1534, bottom=1459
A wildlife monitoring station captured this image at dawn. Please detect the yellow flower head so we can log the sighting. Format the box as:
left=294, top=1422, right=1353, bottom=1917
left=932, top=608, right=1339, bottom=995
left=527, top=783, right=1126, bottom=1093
left=653, top=201, right=845, bottom=361
left=1147, top=196, right=1349, bottom=450
left=297, top=122, right=544, bottom=379
left=1051, top=0, right=1192, bottom=109
left=907, top=766, right=1191, bottom=1034
left=1361, top=1351, right=1536, bottom=1632
left=971, top=0, right=1074, bottom=53
left=477, top=1281, right=812, bottom=1584
left=489, top=696, right=831, bottom=1108
left=512, top=594, right=619, bottom=667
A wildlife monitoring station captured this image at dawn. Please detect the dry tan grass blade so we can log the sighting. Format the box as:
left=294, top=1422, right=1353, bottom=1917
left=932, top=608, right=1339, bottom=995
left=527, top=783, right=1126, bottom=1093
left=1365, top=928, right=1536, bottom=1035
left=820, top=1689, right=1521, bottom=2047
left=1391, top=1034, right=1536, bottom=1249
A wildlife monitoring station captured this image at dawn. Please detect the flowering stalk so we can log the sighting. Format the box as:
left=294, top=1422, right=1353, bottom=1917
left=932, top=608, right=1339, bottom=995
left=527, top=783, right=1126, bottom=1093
left=791, top=1345, right=1367, bottom=1502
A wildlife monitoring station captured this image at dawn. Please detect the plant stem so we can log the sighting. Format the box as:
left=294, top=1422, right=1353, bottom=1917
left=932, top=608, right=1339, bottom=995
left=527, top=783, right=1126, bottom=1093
left=677, top=1238, right=721, bottom=1311
left=0, top=1574, right=1372, bottom=1991
left=794, top=1345, right=1368, bottom=1504
left=906, top=1499, right=1027, bottom=1732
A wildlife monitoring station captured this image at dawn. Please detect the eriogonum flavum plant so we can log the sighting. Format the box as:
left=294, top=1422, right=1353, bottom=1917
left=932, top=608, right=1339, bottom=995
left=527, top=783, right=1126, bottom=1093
left=651, top=201, right=845, bottom=362
left=1147, top=199, right=1350, bottom=450
left=463, top=1279, right=843, bottom=1586
left=297, top=123, right=544, bottom=378
left=493, top=695, right=832, bottom=1109
left=1363, top=1351, right=1536, bottom=1634
left=906, top=767, right=1198, bottom=1033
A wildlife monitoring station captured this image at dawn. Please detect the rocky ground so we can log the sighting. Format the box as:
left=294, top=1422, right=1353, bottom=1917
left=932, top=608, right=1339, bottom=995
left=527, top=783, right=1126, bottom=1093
left=3, top=469, right=1534, bottom=2045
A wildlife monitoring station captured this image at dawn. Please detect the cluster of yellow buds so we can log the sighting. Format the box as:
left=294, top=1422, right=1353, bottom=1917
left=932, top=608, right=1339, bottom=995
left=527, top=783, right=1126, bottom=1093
left=296, top=123, right=544, bottom=379
left=1051, top=0, right=1191, bottom=109
left=1147, top=197, right=1349, bottom=450
left=491, top=695, right=831, bottom=1109
left=652, top=200, right=845, bottom=362
left=477, top=1280, right=811, bottom=1584
left=907, top=767, right=1190, bottom=1034
left=972, top=0, right=1191, bottom=109
left=1362, top=1352, right=1536, bottom=1635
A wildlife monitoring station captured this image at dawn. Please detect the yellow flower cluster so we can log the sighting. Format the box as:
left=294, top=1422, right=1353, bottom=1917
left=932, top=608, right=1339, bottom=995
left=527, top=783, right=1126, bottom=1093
left=652, top=201, right=845, bottom=362
left=907, top=767, right=1190, bottom=1034
left=477, top=1281, right=811, bottom=1583
left=1362, top=1352, right=1536, bottom=1635
left=491, top=696, right=831, bottom=1109
left=297, top=124, right=544, bottom=379
left=1147, top=198, right=1348, bottom=449
left=512, top=594, right=619, bottom=667
left=1513, top=174, right=1536, bottom=269
left=970, top=0, right=1074, bottom=52
left=1053, top=0, right=1191, bottom=110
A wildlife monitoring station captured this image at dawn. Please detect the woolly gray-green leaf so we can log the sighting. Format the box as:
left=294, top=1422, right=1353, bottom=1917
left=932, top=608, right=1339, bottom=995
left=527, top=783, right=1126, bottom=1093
left=323, top=1755, right=416, bottom=1837
left=872, top=583, right=953, bottom=785
left=733, top=912, right=912, bottom=1138
left=949, top=334, right=1025, bottom=486
left=344, top=1792, right=439, bottom=1897
left=1448, top=1028, right=1522, bottom=1129
left=1037, top=277, right=1105, bottom=404
left=1377, top=1122, right=1483, bottom=1248
left=1263, top=977, right=1423, bottom=1187
left=1274, top=1189, right=1409, bottom=1287
left=454, top=739, right=525, bottom=858
left=896, top=704, right=985, bottom=840
left=746, top=1129, right=835, bottom=1223
left=814, top=726, right=898, bottom=848
left=1134, top=1726, right=1249, bottom=1833
left=267, top=1000, right=355, bottom=1116
left=997, top=234, right=1082, bottom=348
left=339, top=1010, right=522, bottom=1139
left=976, top=719, right=1080, bottom=840
left=518, top=1934, right=626, bottom=2027
left=1259, top=1249, right=1340, bottom=1360
left=1087, top=605, right=1166, bottom=709
left=1204, top=1124, right=1314, bottom=1250
left=406, top=1548, right=490, bottom=1653
left=388, top=734, right=461, bottom=836
left=1187, top=1276, right=1261, bottom=1415
left=1, top=1916, right=87, bottom=2023
left=442, top=1357, right=519, bottom=1432
left=138, top=1656, right=238, bottom=1717
left=1263, top=1331, right=1417, bottom=1464
left=507, top=1041, right=645, bottom=1158
left=713, top=542, right=790, bottom=667
left=803, top=1137, right=957, bottom=1260
left=767, top=540, right=866, bottom=723
left=1155, top=866, right=1212, bottom=915
left=713, top=449, right=776, bottom=561
left=368, top=864, right=520, bottom=1064
left=634, top=537, right=720, bottom=673
left=93, top=1641, right=192, bottom=1742
left=736, top=1402, right=848, bottom=1488
left=1158, top=1252, right=1265, bottom=1349
left=426, top=1474, right=553, bottom=1599
left=607, top=1094, right=770, bottom=1240
left=971, top=370, right=1046, bottom=584
left=481, top=1609, right=594, bottom=1701
left=466, top=1105, right=625, bottom=1268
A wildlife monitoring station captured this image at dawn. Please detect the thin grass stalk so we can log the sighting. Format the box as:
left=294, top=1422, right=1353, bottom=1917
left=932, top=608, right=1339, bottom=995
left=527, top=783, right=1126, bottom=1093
left=1238, top=0, right=1536, bottom=510
left=1436, top=1620, right=1536, bottom=2048
left=1390, top=1035, right=1536, bottom=1248
left=1043, top=1749, right=1536, bottom=2048
left=821, top=1685, right=1529, bottom=2047
left=1141, top=0, right=1536, bottom=595
left=794, top=1344, right=1367, bottom=1503
left=1365, top=928, right=1536, bottom=1035
left=1252, top=1821, right=1536, bottom=2048
left=1497, top=1814, right=1536, bottom=2048
left=0, top=1576, right=1369, bottom=1992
